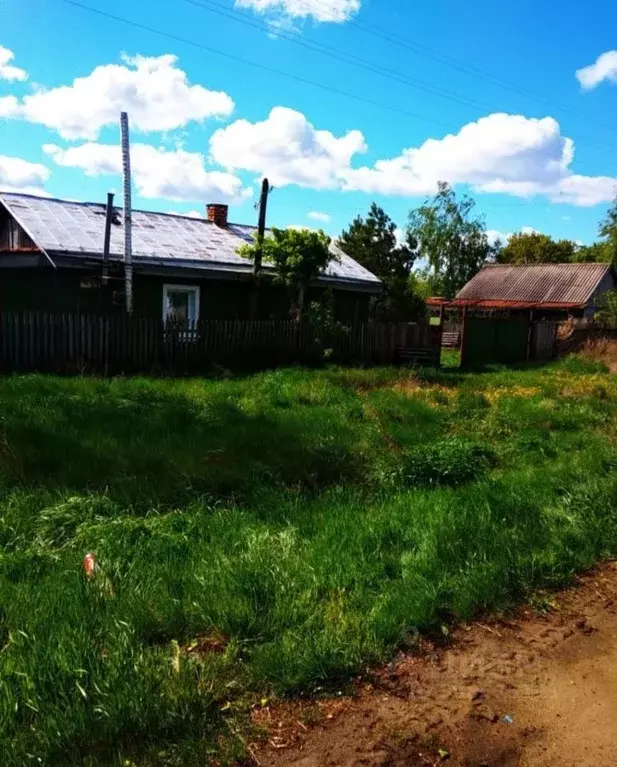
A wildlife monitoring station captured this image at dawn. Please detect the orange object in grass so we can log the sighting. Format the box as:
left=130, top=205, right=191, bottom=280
left=83, top=552, right=97, bottom=578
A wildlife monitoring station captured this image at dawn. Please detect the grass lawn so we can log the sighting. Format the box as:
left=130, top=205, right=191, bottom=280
left=2, top=358, right=617, bottom=765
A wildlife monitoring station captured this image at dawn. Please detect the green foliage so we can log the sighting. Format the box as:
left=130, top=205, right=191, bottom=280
left=572, top=241, right=613, bottom=263
left=599, top=193, right=617, bottom=264
left=569, top=194, right=617, bottom=265
left=338, top=203, right=423, bottom=320
left=409, top=267, right=445, bottom=301
left=407, top=182, right=493, bottom=299
left=239, top=228, right=333, bottom=316
left=498, top=231, right=578, bottom=264
left=305, top=288, right=348, bottom=354
left=595, top=288, right=617, bottom=326
left=1, top=363, right=617, bottom=764
left=403, top=438, right=494, bottom=487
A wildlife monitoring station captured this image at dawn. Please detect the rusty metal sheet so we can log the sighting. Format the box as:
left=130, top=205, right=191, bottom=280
left=456, top=263, right=612, bottom=307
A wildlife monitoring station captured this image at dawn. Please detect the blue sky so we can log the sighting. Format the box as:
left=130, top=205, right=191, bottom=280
left=1, top=0, right=617, bottom=245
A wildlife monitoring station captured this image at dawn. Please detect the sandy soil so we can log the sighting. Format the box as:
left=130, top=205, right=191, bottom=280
left=252, top=562, right=617, bottom=767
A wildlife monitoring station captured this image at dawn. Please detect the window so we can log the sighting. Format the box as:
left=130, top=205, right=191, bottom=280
left=162, top=284, right=200, bottom=327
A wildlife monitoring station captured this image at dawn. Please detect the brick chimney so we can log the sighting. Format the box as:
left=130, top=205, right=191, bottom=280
left=206, top=203, right=228, bottom=227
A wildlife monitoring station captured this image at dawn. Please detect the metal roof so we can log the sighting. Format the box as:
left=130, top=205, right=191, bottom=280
left=0, top=192, right=381, bottom=290
left=455, top=263, right=612, bottom=307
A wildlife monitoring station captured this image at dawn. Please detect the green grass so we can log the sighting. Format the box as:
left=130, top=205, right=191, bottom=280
left=1, top=359, right=617, bottom=765
left=440, top=347, right=460, bottom=368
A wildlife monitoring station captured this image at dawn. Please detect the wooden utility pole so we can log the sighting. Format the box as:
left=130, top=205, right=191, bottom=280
left=120, top=112, right=133, bottom=314
left=250, top=177, right=270, bottom=319
left=102, top=192, right=114, bottom=286
left=254, top=177, right=270, bottom=278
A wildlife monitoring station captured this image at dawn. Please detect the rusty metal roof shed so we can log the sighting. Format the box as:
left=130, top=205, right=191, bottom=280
left=455, top=263, right=613, bottom=308
left=0, top=192, right=381, bottom=292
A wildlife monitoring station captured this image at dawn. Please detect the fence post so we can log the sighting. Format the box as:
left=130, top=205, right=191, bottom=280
left=460, top=307, right=468, bottom=367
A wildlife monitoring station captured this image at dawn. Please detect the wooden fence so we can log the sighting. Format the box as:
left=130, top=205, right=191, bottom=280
left=441, top=321, right=462, bottom=349
left=0, top=311, right=441, bottom=375
left=461, top=316, right=617, bottom=367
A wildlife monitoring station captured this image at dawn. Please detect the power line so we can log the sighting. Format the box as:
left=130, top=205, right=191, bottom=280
left=175, top=0, right=617, bottom=154
left=179, top=0, right=498, bottom=116
left=59, top=0, right=454, bottom=131
left=293, top=0, right=617, bottom=137
left=58, top=0, right=617, bottom=158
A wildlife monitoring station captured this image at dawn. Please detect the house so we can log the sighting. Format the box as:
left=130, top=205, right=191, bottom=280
left=0, top=193, right=381, bottom=323
left=429, top=262, right=615, bottom=320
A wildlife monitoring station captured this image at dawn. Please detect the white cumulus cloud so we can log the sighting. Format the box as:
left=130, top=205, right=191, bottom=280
left=0, top=54, right=234, bottom=140
left=485, top=226, right=537, bottom=246
left=168, top=210, right=205, bottom=218
left=0, top=155, right=50, bottom=195
left=209, top=109, right=615, bottom=207
left=340, top=113, right=617, bottom=207
left=576, top=50, right=617, bottom=90
left=0, top=46, right=27, bottom=81
left=235, top=0, right=360, bottom=23
left=307, top=210, right=331, bottom=222
left=210, top=106, right=366, bottom=189
left=44, top=142, right=251, bottom=204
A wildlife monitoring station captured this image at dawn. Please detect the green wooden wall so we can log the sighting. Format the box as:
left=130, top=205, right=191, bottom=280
left=0, top=267, right=371, bottom=323
left=462, top=317, right=530, bottom=367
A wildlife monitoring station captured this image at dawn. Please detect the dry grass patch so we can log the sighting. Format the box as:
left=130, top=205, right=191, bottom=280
left=579, top=338, right=617, bottom=373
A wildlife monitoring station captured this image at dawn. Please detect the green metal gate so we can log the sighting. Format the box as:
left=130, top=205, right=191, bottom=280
left=461, top=317, right=530, bottom=367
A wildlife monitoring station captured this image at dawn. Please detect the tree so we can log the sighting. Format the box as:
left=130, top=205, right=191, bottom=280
left=498, top=232, right=578, bottom=264
left=239, top=228, right=333, bottom=317
left=595, top=289, right=617, bottom=326
left=409, top=268, right=445, bottom=302
left=407, top=182, right=492, bottom=299
left=572, top=241, right=612, bottom=263
left=599, top=193, right=617, bottom=264
left=338, top=203, right=423, bottom=320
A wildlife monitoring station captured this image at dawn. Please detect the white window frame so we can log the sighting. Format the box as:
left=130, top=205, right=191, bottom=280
left=162, top=284, right=201, bottom=327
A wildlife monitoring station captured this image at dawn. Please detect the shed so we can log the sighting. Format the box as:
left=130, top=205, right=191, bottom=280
left=429, top=263, right=614, bottom=319
left=429, top=263, right=615, bottom=366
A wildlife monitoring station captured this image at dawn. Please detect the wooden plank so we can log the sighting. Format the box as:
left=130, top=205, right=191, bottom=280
left=1, top=312, right=7, bottom=368
left=0, top=312, right=439, bottom=375
left=144, top=316, right=150, bottom=368
left=0, top=311, right=5, bottom=368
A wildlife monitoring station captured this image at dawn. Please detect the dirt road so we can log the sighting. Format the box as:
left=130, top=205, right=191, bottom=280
left=255, top=562, right=617, bottom=766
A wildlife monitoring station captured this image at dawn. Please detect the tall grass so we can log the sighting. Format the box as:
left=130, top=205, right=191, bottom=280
left=1, top=359, right=617, bottom=764
left=580, top=337, right=617, bottom=372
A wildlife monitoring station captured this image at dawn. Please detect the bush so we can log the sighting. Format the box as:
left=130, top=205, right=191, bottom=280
left=403, top=437, right=494, bottom=487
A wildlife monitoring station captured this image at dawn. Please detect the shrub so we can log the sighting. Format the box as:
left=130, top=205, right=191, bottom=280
left=402, top=437, right=494, bottom=487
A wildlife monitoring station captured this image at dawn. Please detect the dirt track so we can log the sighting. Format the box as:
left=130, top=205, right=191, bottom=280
left=255, top=562, right=617, bottom=766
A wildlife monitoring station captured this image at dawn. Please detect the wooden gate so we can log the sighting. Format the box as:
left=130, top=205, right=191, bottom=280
left=461, top=316, right=530, bottom=367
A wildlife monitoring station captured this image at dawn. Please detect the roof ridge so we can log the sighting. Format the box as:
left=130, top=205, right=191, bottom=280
left=484, top=262, right=609, bottom=268
left=0, top=190, right=226, bottom=225
left=1, top=190, right=106, bottom=208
